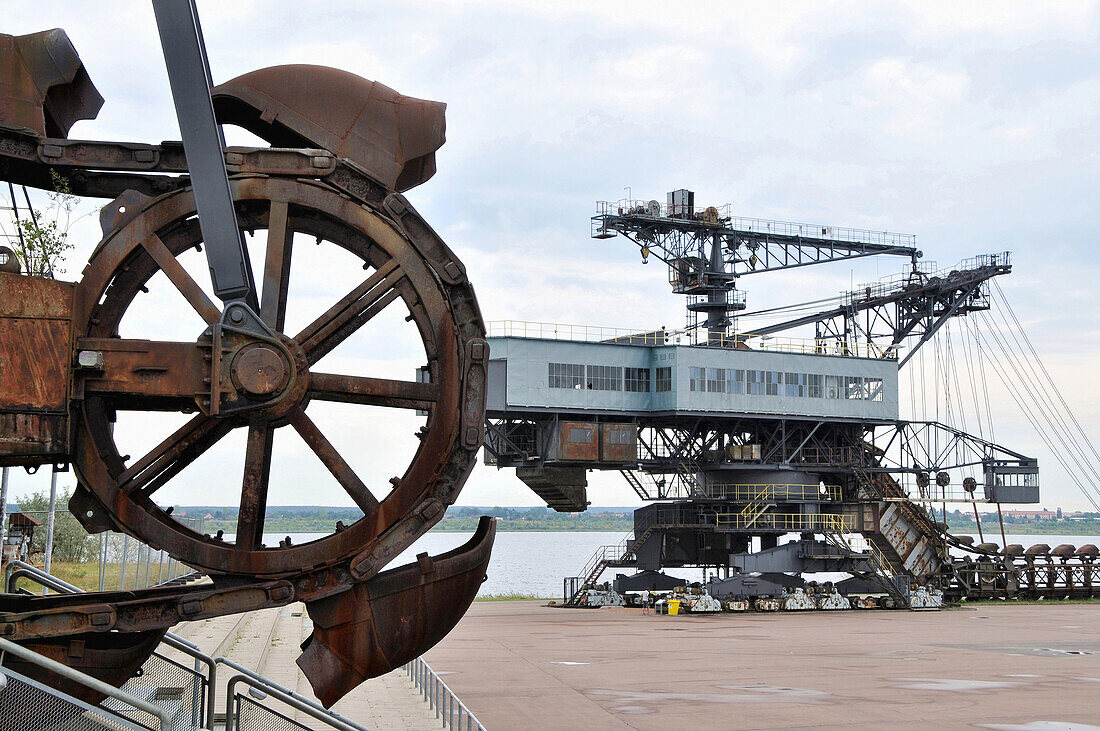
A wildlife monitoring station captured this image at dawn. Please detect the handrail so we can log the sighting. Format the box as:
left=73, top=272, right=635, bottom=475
left=215, top=656, right=367, bottom=731
left=5, top=559, right=82, bottom=593
left=4, top=558, right=218, bottom=729
left=716, top=512, right=850, bottom=532
left=707, top=483, right=842, bottom=502
left=0, top=635, right=172, bottom=730
left=224, top=672, right=366, bottom=731
left=594, top=199, right=917, bottom=247
left=404, top=655, right=486, bottom=730
left=486, top=320, right=890, bottom=358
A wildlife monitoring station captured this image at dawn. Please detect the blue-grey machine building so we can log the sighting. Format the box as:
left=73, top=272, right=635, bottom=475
left=482, top=191, right=1060, bottom=605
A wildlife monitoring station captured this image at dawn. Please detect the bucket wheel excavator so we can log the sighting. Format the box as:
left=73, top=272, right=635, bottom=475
left=0, top=0, right=493, bottom=707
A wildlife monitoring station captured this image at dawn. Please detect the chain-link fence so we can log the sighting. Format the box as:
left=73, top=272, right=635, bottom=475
left=108, top=650, right=209, bottom=730
left=234, top=694, right=312, bottom=731
left=0, top=664, right=159, bottom=731
left=8, top=512, right=204, bottom=593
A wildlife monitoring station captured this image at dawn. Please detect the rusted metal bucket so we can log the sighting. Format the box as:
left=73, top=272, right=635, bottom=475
left=213, top=65, right=445, bottom=192
left=0, top=29, right=103, bottom=137
left=299, top=516, right=495, bottom=707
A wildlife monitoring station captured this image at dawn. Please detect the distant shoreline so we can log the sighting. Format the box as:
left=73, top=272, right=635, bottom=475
left=169, top=505, right=1100, bottom=538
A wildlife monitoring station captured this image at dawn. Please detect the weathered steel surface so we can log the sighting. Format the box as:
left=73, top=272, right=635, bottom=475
left=600, top=423, right=638, bottom=462
left=0, top=22, right=492, bottom=708
left=5, top=629, right=165, bottom=707
left=0, top=272, right=74, bottom=465
left=555, top=421, right=600, bottom=461
left=299, top=516, right=495, bottom=707
left=0, top=29, right=103, bottom=137
left=212, top=66, right=445, bottom=192
left=68, top=176, right=485, bottom=580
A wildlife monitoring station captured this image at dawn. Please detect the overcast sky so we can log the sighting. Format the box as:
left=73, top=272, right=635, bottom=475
left=4, top=1, right=1100, bottom=512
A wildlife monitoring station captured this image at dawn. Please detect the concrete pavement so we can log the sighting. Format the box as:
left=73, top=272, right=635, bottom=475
left=424, top=601, right=1100, bottom=730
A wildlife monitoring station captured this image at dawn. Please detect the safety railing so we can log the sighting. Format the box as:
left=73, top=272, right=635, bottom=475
left=219, top=656, right=368, bottom=731
left=594, top=199, right=917, bottom=247
left=0, top=635, right=172, bottom=731
left=4, top=559, right=218, bottom=729
left=844, top=252, right=1010, bottom=307
left=716, top=512, right=850, bottom=532
left=486, top=320, right=890, bottom=358
left=404, top=655, right=485, bottom=731
left=705, top=483, right=842, bottom=502
left=829, top=532, right=896, bottom=580
left=487, top=320, right=669, bottom=345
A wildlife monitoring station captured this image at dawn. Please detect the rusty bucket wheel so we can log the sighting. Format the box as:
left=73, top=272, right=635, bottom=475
left=71, top=175, right=484, bottom=580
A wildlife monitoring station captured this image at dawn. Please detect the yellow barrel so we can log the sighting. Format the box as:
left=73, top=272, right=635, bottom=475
left=668, top=600, right=680, bottom=616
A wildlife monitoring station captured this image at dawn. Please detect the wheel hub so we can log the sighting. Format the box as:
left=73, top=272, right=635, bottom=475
left=232, top=343, right=288, bottom=397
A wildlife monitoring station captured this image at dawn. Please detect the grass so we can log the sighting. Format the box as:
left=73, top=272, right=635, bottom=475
left=12, top=559, right=186, bottom=593
left=474, top=593, right=553, bottom=602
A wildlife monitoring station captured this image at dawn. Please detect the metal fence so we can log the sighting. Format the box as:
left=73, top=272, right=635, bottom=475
left=0, top=562, right=470, bottom=731
left=109, top=650, right=209, bottom=730
left=235, top=693, right=311, bottom=731
left=7, top=511, right=203, bottom=592
left=0, top=636, right=171, bottom=730
left=404, top=655, right=485, bottom=731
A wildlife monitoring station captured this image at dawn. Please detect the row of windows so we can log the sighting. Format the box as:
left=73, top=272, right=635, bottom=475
left=689, top=367, right=883, bottom=401
left=549, top=363, right=884, bottom=402
left=548, top=363, right=653, bottom=392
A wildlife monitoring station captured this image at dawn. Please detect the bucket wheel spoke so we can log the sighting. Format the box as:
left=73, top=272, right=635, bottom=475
left=295, top=259, right=405, bottom=365
left=118, top=414, right=233, bottom=496
left=140, top=233, right=221, bottom=325
left=309, top=372, right=439, bottom=411
left=259, top=199, right=293, bottom=331
left=289, top=408, right=379, bottom=515
left=237, top=417, right=275, bottom=549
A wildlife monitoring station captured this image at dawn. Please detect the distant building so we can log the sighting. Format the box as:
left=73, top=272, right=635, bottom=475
left=1001, top=509, right=1058, bottom=521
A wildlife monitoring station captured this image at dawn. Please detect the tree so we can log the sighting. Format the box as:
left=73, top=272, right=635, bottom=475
left=10, top=171, right=79, bottom=278
left=16, top=487, right=96, bottom=563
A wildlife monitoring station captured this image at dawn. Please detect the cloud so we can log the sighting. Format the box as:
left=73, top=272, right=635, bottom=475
left=3, top=0, right=1100, bottom=510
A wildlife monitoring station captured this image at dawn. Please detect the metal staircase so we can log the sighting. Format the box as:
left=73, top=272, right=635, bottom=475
left=0, top=562, right=373, bottom=731
left=738, top=485, right=776, bottom=529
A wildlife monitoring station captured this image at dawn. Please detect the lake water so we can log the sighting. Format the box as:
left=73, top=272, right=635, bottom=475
left=253, top=530, right=1100, bottom=600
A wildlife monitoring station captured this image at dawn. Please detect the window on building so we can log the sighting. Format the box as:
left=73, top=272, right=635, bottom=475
left=625, top=367, right=650, bottom=392
left=706, top=367, right=725, bottom=393
left=825, top=375, right=843, bottom=399
left=784, top=372, right=806, bottom=397
left=549, top=362, right=585, bottom=389
left=729, top=369, right=745, bottom=394
left=807, top=374, right=824, bottom=398
left=689, top=366, right=704, bottom=392
left=656, top=366, right=673, bottom=392
left=864, top=377, right=883, bottom=402
left=765, top=370, right=781, bottom=396
left=746, top=370, right=765, bottom=395
left=587, top=365, right=622, bottom=391
left=846, top=376, right=864, bottom=399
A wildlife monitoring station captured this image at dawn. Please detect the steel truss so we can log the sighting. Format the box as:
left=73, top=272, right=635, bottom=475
left=485, top=412, right=1035, bottom=503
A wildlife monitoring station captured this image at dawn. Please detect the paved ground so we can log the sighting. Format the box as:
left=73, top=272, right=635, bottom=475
left=424, top=601, right=1100, bottom=730
left=171, top=602, right=440, bottom=730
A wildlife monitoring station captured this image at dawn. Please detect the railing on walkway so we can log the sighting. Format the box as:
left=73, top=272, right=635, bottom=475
left=593, top=198, right=917, bottom=248
left=3, top=560, right=217, bottom=729
left=485, top=320, right=891, bottom=358
left=8, top=511, right=202, bottom=592
left=219, top=656, right=368, bottom=731
left=0, top=635, right=172, bottom=731
left=404, top=655, right=486, bottom=731
left=3, top=561, right=373, bottom=731
left=706, top=483, right=842, bottom=502
left=715, top=512, right=850, bottom=532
